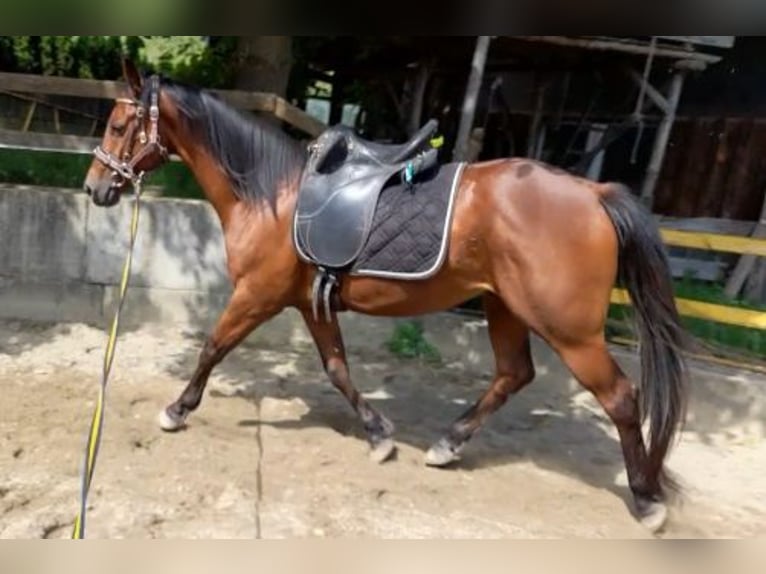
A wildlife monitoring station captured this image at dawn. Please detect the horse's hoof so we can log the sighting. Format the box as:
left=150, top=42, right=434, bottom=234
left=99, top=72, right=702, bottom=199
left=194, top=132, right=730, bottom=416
left=369, top=438, right=396, bottom=464
left=158, top=407, right=186, bottom=432
left=424, top=438, right=460, bottom=467
left=637, top=499, right=668, bottom=534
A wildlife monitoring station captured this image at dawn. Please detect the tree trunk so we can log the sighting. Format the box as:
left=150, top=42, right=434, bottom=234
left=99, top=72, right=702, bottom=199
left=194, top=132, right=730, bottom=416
left=234, top=36, right=293, bottom=97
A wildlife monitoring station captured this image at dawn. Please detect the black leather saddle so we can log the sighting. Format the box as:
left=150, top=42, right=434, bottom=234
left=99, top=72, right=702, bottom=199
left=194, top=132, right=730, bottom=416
left=294, top=119, right=440, bottom=320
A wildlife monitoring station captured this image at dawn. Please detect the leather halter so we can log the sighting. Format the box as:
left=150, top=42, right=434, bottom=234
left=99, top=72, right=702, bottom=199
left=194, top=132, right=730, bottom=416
left=93, top=74, right=169, bottom=185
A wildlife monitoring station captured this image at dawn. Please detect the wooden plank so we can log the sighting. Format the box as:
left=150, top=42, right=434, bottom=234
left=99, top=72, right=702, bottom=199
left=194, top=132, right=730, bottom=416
left=0, top=128, right=180, bottom=161
left=0, top=128, right=100, bottom=154
left=640, top=71, right=685, bottom=205
left=272, top=97, right=326, bottom=138
left=725, top=189, right=766, bottom=298
left=611, top=288, right=766, bottom=330
left=656, top=216, right=760, bottom=237
left=660, top=228, right=766, bottom=257
left=0, top=71, right=127, bottom=100
left=212, top=89, right=276, bottom=113
left=0, top=71, right=275, bottom=111
left=668, top=256, right=726, bottom=281
left=625, top=67, right=670, bottom=115
left=656, top=36, right=736, bottom=49
left=0, top=89, right=104, bottom=121
left=0, top=71, right=323, bottom=135
left=0, top=70, right=266, bottom=112
left=515, top=36, right=722, bottom=63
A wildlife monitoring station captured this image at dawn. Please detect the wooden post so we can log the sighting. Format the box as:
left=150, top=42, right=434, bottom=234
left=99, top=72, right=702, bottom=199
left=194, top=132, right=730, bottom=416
left=526, top=79, right=546, bottom=158
left=453, top=36, right=492, bottom=162
left=724, top=189, right=766, bottom=299
left=407, top=62, right=431, bottom=137
left=585, top=123, right=608, bottom=181
left=640, top=71, right=685, bottom=206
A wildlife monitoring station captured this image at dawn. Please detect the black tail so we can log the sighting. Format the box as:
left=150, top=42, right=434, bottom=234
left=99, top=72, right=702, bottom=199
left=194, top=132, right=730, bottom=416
left=599, top=184, right=689, bottom=485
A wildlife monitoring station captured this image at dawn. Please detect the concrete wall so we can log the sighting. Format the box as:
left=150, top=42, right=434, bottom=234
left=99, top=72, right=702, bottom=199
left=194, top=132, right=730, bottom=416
left=0, top=184, right=497, bottom=366
left=2, top=185, right=765, bottom=434
left=0, top=184, right=231, bottom=328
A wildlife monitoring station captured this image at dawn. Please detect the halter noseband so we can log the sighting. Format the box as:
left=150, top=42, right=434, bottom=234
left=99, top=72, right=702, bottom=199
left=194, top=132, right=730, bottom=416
left=93, top=74, right=169, bottom=185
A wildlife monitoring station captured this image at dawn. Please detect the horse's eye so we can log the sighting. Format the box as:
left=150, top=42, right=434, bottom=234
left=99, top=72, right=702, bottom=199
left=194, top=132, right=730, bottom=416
left=110, top=123, right=126, bottom=136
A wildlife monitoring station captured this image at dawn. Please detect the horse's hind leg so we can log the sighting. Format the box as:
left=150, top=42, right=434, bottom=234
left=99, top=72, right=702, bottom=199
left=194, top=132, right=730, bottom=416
left=159, top=285, right=280, bottom=431
left=554, top=339, right=668, bottom=532
left=301, top=309, right=396, bottom=463
left=426, top=293, right=535, bottom=466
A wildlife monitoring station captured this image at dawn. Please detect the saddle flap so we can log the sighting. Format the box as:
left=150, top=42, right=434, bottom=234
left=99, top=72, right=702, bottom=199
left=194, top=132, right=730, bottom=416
left=295, top=121, right=441, bottom=271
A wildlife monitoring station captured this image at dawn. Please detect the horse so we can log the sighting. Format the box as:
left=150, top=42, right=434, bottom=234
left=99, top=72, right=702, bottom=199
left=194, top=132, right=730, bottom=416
left=82, top=59, right=689, bottom=533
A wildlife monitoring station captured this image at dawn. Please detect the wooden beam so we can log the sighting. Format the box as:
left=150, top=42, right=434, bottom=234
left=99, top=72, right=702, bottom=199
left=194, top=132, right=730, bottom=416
left=659, top=228, right=766, bottom=257
left=0, top=71, right=325, bottom=136
left=272, top=97, right=326, bottom=138
left=640, top=71, right=685, bottom=206
left=1, top=89, right=104, bottom=121
left=625, top=67, right=670, bottom=115
left=0, top=128, right=180, bottom=161
left=0, top=128, right=100, bottom=154
left=656, top=215, right=762, bottom=237
left=656, top=36, right=735, bottom=49
left=0, top=71, right=128, bottom=100
left=515, top=36, right=722, bottom=64
left=611, top=288, right=766, bottom=330
left=214, top=90, right=276, bottom=113
left=453, top=36, right=492, bottom=162
left=0, top=71, right=276, bottom=111
left=725, top=190, right=766, bottom=298
left=526, top=78, right=546, bottom=157
left=668, top=256, right=726, bottom=282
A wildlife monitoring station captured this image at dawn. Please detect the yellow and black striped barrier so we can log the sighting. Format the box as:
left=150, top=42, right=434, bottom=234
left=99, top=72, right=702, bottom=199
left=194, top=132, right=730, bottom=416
left=71, top=182, right=142, bottom=539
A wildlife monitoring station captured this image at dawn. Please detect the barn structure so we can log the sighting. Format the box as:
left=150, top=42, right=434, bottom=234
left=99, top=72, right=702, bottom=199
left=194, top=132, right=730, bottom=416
left=300, top=36, right=765, bottom=305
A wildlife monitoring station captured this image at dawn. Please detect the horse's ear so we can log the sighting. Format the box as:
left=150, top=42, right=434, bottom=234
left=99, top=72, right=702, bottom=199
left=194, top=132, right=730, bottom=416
left=122, top=57, right=143, bottom=98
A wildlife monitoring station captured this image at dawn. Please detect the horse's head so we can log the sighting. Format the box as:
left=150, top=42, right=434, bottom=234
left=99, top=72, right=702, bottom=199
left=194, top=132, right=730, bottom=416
left=83, top=59, right=170, bottom=207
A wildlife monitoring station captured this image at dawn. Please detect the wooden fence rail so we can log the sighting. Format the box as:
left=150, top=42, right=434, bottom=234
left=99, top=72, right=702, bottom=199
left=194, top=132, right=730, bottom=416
left=660, top=228, right=766, bottom=257
left=0, top=71, right=325, bottom=137
left=611, top=225, right=766, bottom=330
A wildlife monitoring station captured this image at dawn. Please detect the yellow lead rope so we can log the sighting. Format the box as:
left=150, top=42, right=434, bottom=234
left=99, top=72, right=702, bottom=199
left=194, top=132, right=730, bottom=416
left=71, top=180, right=143, bottom=539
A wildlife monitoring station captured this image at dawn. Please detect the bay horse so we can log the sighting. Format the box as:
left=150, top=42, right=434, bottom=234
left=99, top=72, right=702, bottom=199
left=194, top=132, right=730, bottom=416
left=83, top=59, right=688, bottom=533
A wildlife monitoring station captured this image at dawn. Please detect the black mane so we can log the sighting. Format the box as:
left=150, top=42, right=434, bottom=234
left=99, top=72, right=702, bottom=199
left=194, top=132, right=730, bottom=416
left=153, top=77, right=308, bottom=206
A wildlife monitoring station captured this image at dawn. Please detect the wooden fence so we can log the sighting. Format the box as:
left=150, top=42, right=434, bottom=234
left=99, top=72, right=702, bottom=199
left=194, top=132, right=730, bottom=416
left=611, top=224, right=766, bottom=330
left=0, top=71, right=325, bottom=150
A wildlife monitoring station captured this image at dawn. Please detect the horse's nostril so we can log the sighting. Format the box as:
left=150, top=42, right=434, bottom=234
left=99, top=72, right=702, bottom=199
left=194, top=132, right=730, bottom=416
left=83, top=184, right=93, bottom=196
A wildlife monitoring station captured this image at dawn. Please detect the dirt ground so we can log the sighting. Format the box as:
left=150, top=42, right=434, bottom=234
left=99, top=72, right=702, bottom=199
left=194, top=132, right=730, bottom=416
left=0, top=316, right=764, bottom=539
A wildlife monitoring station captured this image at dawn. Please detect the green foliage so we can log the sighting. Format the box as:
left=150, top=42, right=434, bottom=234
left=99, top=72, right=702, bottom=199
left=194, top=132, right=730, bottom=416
left=139, top=36, right=238, bottom=88
left=0, top=36, right=140, bottom=79
left=386, top=321, right=441, bottom=363
left=0, top=36, right=236, bottom=87
left=0, top=149, right=203, bottom=200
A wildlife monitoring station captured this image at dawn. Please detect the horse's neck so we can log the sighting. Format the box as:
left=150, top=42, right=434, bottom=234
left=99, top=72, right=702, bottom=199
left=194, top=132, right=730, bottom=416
left=164, top=113, right=303, bottom=231
left=169, top=134, right=239, bottom=227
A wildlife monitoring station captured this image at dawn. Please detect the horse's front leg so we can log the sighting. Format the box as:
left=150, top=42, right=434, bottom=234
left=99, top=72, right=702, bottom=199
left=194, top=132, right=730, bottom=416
left=159, top=285, right=280, bottom=431
left=301, top=310, right=396, bottom=463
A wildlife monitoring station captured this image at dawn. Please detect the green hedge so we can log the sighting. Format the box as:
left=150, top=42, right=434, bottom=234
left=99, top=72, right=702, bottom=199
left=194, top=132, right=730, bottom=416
left=0, top=148, right=203, bottom=200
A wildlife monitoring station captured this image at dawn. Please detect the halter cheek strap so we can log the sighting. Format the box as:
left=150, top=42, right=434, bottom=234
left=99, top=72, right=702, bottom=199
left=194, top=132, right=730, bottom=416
left=94, top=75, right=169, bottom=185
